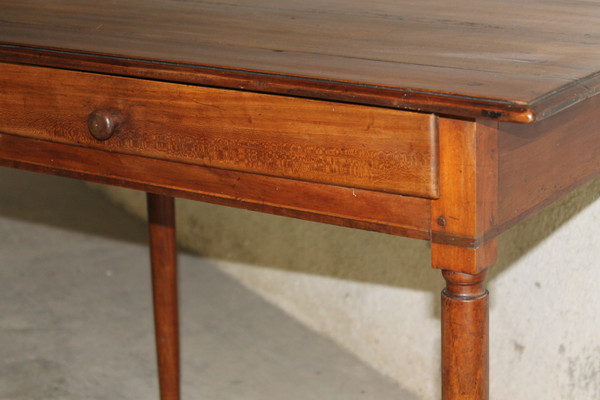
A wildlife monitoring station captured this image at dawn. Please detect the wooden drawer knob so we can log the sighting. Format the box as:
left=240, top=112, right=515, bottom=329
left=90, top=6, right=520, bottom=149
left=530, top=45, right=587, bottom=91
left=87, top=109, right=122, bottom=140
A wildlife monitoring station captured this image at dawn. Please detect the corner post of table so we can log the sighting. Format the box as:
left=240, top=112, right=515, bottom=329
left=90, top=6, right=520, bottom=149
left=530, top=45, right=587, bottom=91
left=147, top=192, right=180, bottom=400
left=431, top=117, right=499, bottom=400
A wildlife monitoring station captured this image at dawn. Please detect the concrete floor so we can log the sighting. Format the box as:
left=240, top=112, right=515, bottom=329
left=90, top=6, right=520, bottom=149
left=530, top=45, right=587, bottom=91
left=0, top=167, right=416, bottom=400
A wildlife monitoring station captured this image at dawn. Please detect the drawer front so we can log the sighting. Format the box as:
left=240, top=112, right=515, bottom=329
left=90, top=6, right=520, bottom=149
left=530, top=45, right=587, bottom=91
left=0, top=63, right=439, bottom=198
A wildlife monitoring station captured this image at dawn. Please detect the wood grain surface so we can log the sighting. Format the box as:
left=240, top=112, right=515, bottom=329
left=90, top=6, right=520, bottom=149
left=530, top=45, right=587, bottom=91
left=0, top=62, right=439, bottom=197
left=147, top=193, right=180, bottom=400
left=431, top=118, right=498, bottom=273
left=498, top=94, right=600, bottom=232
left=2, top=0, right=600, bottom=122
left=441, top=270, right=489, bottom=400
left=0, top=133, right=432, bottom=241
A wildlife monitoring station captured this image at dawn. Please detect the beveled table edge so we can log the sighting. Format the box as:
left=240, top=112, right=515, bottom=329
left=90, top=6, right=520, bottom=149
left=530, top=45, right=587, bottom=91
left=0, top=42, right=538, bottom=123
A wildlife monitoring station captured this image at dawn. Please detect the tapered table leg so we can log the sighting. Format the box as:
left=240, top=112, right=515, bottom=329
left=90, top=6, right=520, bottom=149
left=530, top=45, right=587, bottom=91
left=147, top=193, right=180, bottom=400
left=441, top=270, right=489, bottom=400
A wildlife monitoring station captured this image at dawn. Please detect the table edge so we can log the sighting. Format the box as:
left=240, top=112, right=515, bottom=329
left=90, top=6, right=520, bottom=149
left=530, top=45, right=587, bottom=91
left=0, top=42, right=548, bottom=123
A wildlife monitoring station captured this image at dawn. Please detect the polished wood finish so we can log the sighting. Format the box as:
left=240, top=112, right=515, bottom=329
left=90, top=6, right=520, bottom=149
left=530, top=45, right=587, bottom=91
left=0, top=62, right=439, bottom=198
left=87, top=109, right=123, bottom=141
left=0, top=133, right=432, bottom=240
left=0, top=44, right=533, bottom=123
left=147, top=193, right=180, bottom=400
left=1, top=1, right=599, bottom=399
left=442, top=270, right=489, bottom=400
left=3, top=0, right=600, bottom=122
left=433, top=117, right=496, bottom=399
left=432, top=241, right=497, bottom=278
left=497, top=94, right=600, bottom=233
left=431, top=118, right=498, bottom=273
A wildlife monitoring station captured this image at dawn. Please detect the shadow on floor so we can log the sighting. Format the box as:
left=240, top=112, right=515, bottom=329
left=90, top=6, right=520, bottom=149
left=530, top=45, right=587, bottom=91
left=0, top=166, right=419, bottom=400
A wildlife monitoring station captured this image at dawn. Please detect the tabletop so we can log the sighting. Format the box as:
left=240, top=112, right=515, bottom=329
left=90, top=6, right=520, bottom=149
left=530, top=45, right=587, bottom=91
left=2, top=0, right=600, bottom=123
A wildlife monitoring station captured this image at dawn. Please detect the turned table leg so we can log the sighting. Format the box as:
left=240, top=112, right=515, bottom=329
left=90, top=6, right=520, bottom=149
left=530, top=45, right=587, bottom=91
left=441, top=270, right=489, bottom=400
left=147, top=193, right=180, bottom=400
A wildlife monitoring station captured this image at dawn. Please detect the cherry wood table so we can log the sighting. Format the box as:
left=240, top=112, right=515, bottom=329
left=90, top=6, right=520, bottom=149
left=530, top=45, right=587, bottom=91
left=1, top=1, right=599, bottom=399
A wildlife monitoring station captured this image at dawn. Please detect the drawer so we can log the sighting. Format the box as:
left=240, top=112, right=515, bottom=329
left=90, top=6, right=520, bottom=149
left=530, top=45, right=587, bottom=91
left=0, top=63, right=439, bottom=198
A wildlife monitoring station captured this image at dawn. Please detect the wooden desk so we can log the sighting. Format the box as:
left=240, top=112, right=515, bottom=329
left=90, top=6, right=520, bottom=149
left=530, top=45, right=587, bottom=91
left=1, top=1, right=599, bottom=399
